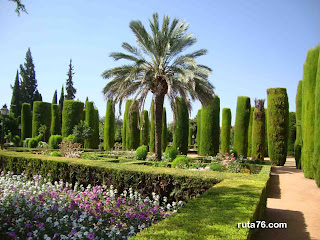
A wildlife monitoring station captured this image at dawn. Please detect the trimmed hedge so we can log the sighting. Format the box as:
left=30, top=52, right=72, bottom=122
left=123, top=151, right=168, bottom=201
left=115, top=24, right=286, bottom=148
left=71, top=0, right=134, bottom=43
left=32, top=101, right=52, bottom=142
left=173, top=97, right=189, bottom=155
left=267, top=88, right=289, bottom=166
left=161, top=108, right=168, bottom=152
left=188, top=126, right=192, bottom=146
left=149, top=101, right=155, bottom=153
left=48, top=135, right=63, bottom=149
left=295, top=81, right=303, bottom=169
left=251, top=100, right=266, bottom=161
left=122, top=100, right=132, bottom=151
left=247, top=107, right=254, bottom=157
left=50, top=104, right=61, bottom=135
left=62, top=100, right=84, bottom=138
left=264, top=108, right=269, bottom=157
left=221, top=108, right=231, bottom=154
left=21, top=103, right=32, bottom=140
left=314, top=46, right=320, bottom=186
left=104, top=100, right=115, bottom=151
left=200, top=95, right=220, bottom=156
left=302, top=46, right=319, bottom=178
left=93, top=109, right=100, bottom=149
left=197, top=109, right=201, bottom=154
left=127, top=101, right=140, bottom=150
left=28, top=138, right=38, bottom=148
left=84, top=101, right=95, bottom=149
left=287, top=112, right=296, bottom=156
left=233, top=96, right=251, bottom=157
left=140, top=110, right=149, bottom=147
left=135, top=145, right=148, bottom=160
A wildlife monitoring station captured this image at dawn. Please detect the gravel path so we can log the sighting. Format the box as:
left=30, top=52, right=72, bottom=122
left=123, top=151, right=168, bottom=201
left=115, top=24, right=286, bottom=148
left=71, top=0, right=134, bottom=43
left=253, top=158, right=320, bottom=240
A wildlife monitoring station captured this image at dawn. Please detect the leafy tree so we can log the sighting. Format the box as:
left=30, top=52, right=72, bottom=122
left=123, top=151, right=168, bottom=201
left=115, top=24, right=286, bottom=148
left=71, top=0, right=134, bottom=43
left=72, top=121, right=92, bottom=146
left=20, top=48, right=42, bottom=108
left=52, top=90, right=57, bottom=104
left=10, top=70, right=22, bottom=117
left=58, top=86, right=64, bottom=124
left=102, top=13, right=214, bottom=160
left=65, top=59, right=76, bottom=100
left=9, top=0, right=27, bottom=16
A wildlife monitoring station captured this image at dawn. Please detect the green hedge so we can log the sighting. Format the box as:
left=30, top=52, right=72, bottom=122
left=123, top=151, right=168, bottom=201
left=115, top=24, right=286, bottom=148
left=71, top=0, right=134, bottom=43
left=287, top=112, right=296, bottom=156
left=140, top=110, right=149, bottom=147
left=264, top=108, right=268, bottom=157
left=84, top=101, right=95, bottom=149
left=122, top=100, right=132, bottom=151
left=62, top=100, right=84, bottom=138
left=234, top=96, right=251, bottom=157
left=200, top=95, right=220, bottom=156
left=50, top=104, right=61, bottom=135
left=48, top=135, right=63, bottom=149
left=127, top=101, right=140, bottom=150
left=93, top=109, right=100, bottom=149
left=197, top=109, right=201, bottom=154
left=173, top=97, right=189, bottom=155
left=247, top=107, right=254, bottom=157
left=161, top=108, right=168, bottom=152
left=188, top=126, right=192, bottom=146
left=21, top=103, right=32, bottom=140
left=314, top=45, right=320, bottom=186
left=295, top=81, right=303, bottom=169
left=149, top=101, right=155, bottom=153
left=267, top=88, right=289, bottom=166
left=104, top=100, right=115, bottom=151
left=32, top=101, right=52, bottom=142
left=221, top=108, right=231, bottom=154
left=251, top=100, right=266, bottom=161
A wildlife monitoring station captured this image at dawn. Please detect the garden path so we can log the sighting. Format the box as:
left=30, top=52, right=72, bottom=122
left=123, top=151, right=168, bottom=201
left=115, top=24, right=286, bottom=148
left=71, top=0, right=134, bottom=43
left=253, top=157, right=320, bottom=240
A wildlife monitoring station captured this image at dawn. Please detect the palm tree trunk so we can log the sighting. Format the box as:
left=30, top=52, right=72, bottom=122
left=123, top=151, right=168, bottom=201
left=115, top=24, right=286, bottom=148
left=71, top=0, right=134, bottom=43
left=154, top=93, right=165, bottom=161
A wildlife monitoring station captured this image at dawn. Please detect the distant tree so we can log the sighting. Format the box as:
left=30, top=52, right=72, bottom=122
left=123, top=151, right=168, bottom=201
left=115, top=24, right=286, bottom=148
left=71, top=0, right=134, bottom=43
left=10, top=70, right=22, bottom=117
left=9, top=0, right=27, bottom=16
left=86, top=97, right=89, bottom=103
left=52, top=90, right=57, bottom=104
left=20, top=48, right=42, bottom=108
left=58, top=86, right=64, bottom=124
left=65, top=59, right=76, bottom=100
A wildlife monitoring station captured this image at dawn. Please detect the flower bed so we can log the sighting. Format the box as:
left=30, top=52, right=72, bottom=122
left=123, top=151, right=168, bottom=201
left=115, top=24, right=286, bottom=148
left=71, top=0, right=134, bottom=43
left=0, top=172, right=182, bottom=239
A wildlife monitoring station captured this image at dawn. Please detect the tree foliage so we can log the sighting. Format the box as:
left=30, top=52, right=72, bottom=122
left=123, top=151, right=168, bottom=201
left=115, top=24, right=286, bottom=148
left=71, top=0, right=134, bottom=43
left=65, top=59, right=76, bottom=100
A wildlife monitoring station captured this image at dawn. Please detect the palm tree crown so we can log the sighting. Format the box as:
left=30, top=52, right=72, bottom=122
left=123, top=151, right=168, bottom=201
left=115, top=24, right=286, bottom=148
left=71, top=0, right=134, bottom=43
left=102, top=13, right=215, bottom=160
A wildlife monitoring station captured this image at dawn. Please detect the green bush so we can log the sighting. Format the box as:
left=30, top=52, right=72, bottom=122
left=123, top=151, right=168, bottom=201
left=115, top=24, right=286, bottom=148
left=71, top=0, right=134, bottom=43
left=140, top=110, right=149, bottom=147
left=221, top=108, right=231, bottom=154
left=188, top=126, right=192, bottom=146
left=210, top=162, right=224, bottom=172
left=171, top=155, right=190, bottom=168
left=12, top=135, right=20, bottom=147
left=62, top=100, right=84, bottom=138
left=23, top=138, right=30, bottom=148
left=247, top=107, right=254, bottom=157
left=149, top=101, right=155, bottom=153
left=84, top=101, right=95, bottom=149
left=64, top=134, right=77, bottom=143
left=135, top=145, right=148, bottom=160
left=173, top=97, right=189, bottom=155
left=267, top=88, right=289, bottom=166
left=127, top=100, right=140, bottom=150
left=251, top=100, right=266, bottom=161
left=21, top=103, right=32, bottom=140
left=51, top=104, right=61, bottom=135
left=264, top=108, right=269, bottom=157
left=49, top=135, right=63, bottom=149
left=104, top=100, right=115, bottom=151
left=295, top=80, right=303, bottom=169
left=93, top=109, right=100, bottom=149
left=32, top=101, right=52, bottom=142
left=196, top=109, right=201, bottom=154
left=287, top=112, right=296, bottom=156
left=28, top=138, right=38, bottom=148
left=164, top=146, right=179, bottom=162
left=233, top=96, right=251, bottom=157
left=122, top=100, right=132, bottom=151
left=51, top=151, right=62, bottom=157
left=161, top=108, right=167, bottom=152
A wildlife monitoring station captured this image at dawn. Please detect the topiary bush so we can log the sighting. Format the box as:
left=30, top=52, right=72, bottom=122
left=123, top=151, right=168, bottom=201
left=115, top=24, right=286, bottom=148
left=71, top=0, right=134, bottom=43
left=62, top=100, right=84, bottom=138
left=51, top=151, right=62, bottom=157
left=171, top=156, right=190, bottom=169
left=28, top=138, right=38, bottom=148
left=140, top=110, right=149, bottom=147
left=49, top=135, right=63, bottom=149
left=84, top=101, right=95, bottom=149
left=64, top=135, right=77, bottom=144
left=164, top=146, right=179, bottom=162
left=104, top=100, right=115, bottom=151
left=135, top=145, right=148, bottom=160
left=32, top=101, right=52, bottom=142
left=51, top=104, right=61, bottom=135
left=295, top=80, right=303, bottom=169
left=267, top=88, right=289, bottom=166
left=221, top=108, right=231, bottom=154
left=12, top=135, right=20, bottom=147
left=173, top=97, right=189, bottom=155
left=247, top=107, right=254, bottom=157
left=251, top=99, right=266, bottom=161
left=21, top=103, right=32, bottom=140
left=127, top=100, right=140, bottom=150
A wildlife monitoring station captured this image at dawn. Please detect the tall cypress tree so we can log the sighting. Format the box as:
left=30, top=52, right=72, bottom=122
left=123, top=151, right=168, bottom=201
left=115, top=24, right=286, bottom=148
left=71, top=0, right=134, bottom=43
left=52, top=90, right=57, bottom=104
left=58, top=86, right=64, bottom=125
left=65, top=59, right=76, bottom=100
left=161, top=108, right=167, bottom=152
left=10, top=70, right=22, bottom=118
left=20, top=48, right=42, bottom=108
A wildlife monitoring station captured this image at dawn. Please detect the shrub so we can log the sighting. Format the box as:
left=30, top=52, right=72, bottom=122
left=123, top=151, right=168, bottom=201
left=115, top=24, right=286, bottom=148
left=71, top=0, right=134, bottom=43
left=196, top=109, right=201, bottom=154
left=210, top=162, right=224, bottom=172
left=264, top=108, right=269, bottom=157
left=295, top=80, right=303, bottom=169
left=51, top=151, right=62, bottom=157
left=267, top=88, right=289, bottom=166
left=221, top=108, right=231, bottom=154
left=104, top=100, right=115, bottom=151
left=173, top=97, right=189, bottom=155
left=122, top=100, right=132, bottom=151
left=59, top=140, right=83, bottom=158
left=21, top=103, right=32, bottom=140
left=140, top=110, right=149, bottom=147
left=251, top=99, right=266, bottom=161
left=149, top=101, right=155, bottom=153
left=62, top=100, right=84, bottom=138
left=233, top=96, right=251, bottom=158
left=287, top=112, right=296, bottom=156
left=23, top=138, right=30, bottom=148
left=135, top=145, right=148, bottom=160
left=32, top=101, right=52, bottom=142
left=49, top=135, right=63, bottom=149
left=84, top=101, right=95, bottom=148
left=64, top=134, right=77, bottom=143
left=12, top=135, right=20, bottom=147
left=171, top=156, right=190, bottom=169
left=127, top=100, right=140, bottom=150
left=161, top=108, right=168, bottom=152
left=247, top=107, right=254, bottom=157
left=165, top=146, right=179, bottom=162
left=28, top=138, right=38, bottom=148
left=50, top=104, right=61, bottom=135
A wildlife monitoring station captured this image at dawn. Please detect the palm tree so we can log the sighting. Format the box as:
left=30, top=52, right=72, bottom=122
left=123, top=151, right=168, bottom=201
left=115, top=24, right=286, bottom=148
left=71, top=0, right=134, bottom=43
left=102, top=13, right=215, bottom=161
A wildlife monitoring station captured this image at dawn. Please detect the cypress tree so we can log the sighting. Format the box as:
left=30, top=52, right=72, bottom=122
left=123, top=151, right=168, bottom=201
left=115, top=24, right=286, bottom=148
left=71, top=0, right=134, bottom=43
left=173, top=97, right=189, bottom=155
left=93, top=109, right=100, bottom=149
left=104, top=100, right=115, bottom=151
left=247, top=107, right=254, bottom=157
left=314, top=47, right=320, bottom=186
left=149, top=101, right=155, bottom=153
left=302, top=46, right=319, bottom=178
left=32, top=101, right=52, bottom=142
left=127, top=101, right=140, bottom=150
left=84, top=101, right=95, bottom=149
left=58, top=86, right=64, bottom=125
left=267, top=88, right=289, bottom=166
left=200, top=95, right=220, bottom=156
left=140, top=110, right=150, bottom=147
left=233, top=96, right=251, bottom=157
left=287, top=112, right=296, bottom=156
left=221, top=108, right=231, bottom=154
left=161, top=108, right=167, bottom=152
left=188, top=126, right=192, bottom=146
left=265, top=108, right=269, bottom=157
left=295, top=81, right=303, bottom=169
left=197, top=109, right=201, bottom=154
left=251, top=99, right=266, bottom=161
left=21, top=103, right=32, bottom=140
left=52, top=90, right=57, bottom=104
left=62, top=100, right=84, bottom=137
left=51, top=104, right=61, bottom=135
left=65, top=59, right=76, bottom=100
left=122, top=100, right=132, bottom=150
left=10, top=70, right=22, bottom=117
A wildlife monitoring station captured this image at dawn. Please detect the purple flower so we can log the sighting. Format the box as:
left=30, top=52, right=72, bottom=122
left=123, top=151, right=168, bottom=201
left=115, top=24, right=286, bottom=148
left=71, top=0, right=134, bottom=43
left=39, top=223, right=44, bottom=229
left=25, top=223, right=32, bottom=228
left=27, top=232, right=32, bottom=237
left=88, top=233, right=94, bottom=240
left=8, top=232, right=16, bottom=237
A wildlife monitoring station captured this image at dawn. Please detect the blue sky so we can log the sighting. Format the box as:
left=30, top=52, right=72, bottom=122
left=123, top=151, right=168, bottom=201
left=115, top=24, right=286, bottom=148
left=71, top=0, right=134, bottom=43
left=1, top=0, right=319, bottom=124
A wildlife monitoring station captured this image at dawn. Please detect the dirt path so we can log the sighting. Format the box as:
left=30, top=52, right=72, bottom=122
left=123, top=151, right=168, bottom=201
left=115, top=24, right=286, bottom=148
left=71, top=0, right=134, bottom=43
left=253, top=158, right=320, bottom=240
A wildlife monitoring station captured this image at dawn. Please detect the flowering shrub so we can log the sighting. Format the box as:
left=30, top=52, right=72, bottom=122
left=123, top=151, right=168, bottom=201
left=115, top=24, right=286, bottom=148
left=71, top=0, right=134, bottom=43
left=59, top=140, right=83, bottom=158
left=0, top=172, right=183, bottom=239
left=209, top=153, right=242, bottom=173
